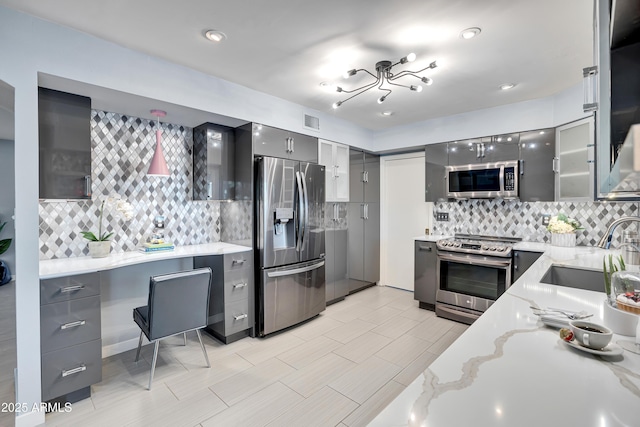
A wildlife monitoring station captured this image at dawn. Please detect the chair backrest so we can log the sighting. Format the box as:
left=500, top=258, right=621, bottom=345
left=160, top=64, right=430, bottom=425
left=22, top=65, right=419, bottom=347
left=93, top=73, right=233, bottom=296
left=147, top=267, right=212, bottom=341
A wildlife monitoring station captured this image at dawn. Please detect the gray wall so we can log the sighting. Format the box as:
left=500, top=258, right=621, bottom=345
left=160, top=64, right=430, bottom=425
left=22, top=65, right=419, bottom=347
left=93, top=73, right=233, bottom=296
left=0, top=139, right=15, bottom=276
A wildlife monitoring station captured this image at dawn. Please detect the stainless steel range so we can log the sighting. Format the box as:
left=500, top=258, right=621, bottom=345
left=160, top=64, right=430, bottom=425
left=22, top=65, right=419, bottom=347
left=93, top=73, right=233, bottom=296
left=435, top=234, right=521, bottom=324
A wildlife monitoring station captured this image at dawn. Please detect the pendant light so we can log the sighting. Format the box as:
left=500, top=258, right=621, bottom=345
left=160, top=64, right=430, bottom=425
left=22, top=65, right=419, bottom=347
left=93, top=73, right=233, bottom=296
left=147, top=109, right=170, bottom=176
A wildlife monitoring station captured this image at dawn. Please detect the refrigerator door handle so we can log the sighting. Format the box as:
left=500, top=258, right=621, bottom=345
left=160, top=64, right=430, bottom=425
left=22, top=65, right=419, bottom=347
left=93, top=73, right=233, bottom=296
left=301, top=171, right=310, bottom=250
left=295, top=171, right=304, bottom=251
left=267, top=260, right=325, bottom=278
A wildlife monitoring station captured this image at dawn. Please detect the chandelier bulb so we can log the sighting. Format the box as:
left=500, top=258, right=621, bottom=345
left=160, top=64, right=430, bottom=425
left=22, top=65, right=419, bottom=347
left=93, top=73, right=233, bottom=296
left=421, top=77, right=433, bottom=86
left=410, top=85, right=423, bottom=93
left=343, top=69, right=357, bottom=79
left=377, top=96, right=386, bottom=104
left=407, top=53, right=416, bottom=62
left=332, top=101, right=342, bottom=109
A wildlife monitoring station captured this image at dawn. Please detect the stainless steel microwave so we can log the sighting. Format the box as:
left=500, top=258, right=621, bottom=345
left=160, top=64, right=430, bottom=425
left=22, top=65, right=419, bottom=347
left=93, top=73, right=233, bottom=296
left=446, top=160, right=518, bottom=199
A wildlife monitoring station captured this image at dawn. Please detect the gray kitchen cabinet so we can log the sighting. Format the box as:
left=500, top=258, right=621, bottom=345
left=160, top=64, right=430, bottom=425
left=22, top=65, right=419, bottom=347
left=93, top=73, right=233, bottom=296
left=512, top=250, right=543, bottom=283
left=349, top=150, right=380, bottom=203
left=252, top=123, right=318, bottom=162
left=484, top=134, right=520, bottom=162
left=38, top=87, right=92, bottom=200
left=193, top=122, right=236, bottom=200
left=519, top=128, right=556, bottom=202
left=448, top=135, right=520, bottom=165
left=347, top=150, right=380, bottom=293
left=425, top=142, right=448, bottom=202
left=194, top=250, right=254, bottom=344
left=325, top=228, right=348, bottom=304
left=414, top=241, right=437, bottom=310
left=347, top=202, right=380, bottom=293
left=447, top=138, right=485, bottom=165
left=40, top=272, right=102, bottom=403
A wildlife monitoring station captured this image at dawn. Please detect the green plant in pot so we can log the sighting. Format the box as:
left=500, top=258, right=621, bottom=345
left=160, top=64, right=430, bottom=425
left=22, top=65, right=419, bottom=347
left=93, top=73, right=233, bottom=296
left=0, top=219, right=12, bottom=286
left=81, top=195, right=134, bottom=258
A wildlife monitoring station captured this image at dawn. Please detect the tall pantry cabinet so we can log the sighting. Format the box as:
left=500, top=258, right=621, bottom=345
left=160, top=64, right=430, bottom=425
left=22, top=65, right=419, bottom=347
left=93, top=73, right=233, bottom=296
left=347, top=150, right=380, bottom=293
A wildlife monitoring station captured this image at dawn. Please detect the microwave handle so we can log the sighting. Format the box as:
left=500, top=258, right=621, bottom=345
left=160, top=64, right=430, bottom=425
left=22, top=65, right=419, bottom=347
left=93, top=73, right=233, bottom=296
left=500, top=164, right=505, bottom=193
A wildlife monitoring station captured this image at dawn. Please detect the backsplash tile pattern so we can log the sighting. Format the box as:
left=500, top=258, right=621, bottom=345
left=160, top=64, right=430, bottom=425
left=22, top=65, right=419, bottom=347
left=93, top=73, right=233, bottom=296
left=220, top=201, right=253, bottom=244
left=39, top=110, right=222, bottom=259
left=433, top=200, right=639, bottom=246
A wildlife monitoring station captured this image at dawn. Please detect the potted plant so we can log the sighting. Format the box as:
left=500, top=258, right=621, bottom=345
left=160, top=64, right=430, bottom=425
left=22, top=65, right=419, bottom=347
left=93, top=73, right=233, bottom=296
left=81, top=195, right=134, bottom=258
left=547, top=213, right=582, bottom=247
left=0, top=218, right=11, bottom=285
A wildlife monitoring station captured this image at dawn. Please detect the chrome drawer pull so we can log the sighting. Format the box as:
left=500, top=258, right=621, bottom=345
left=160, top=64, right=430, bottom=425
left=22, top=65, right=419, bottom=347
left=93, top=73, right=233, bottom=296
left=60, top=320, right=86, bottom=330
left=233, top=283, right=248, bottom=289
left=60, top=285, right=85, bottom=293
left=232, top=259, right=246, bottom=265
left=62, top=365, right=86, bottom=377
left=233, top=314, right=248, bottom=321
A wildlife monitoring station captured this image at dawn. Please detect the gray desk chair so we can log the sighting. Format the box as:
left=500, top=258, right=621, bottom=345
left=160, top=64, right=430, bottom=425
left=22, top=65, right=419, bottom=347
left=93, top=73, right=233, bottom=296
left=133, top=267, right=212, bottom=390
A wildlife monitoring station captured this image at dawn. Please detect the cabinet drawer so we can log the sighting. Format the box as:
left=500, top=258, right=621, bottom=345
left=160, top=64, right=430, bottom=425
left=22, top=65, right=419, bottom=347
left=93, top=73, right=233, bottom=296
left=40, top=295, right=101, bottom=353
left=41, top=273, right=100, bottom=304
left=224, top=252, right=253, bottom=272
left=224, top=299, right=251, bottom=335
left=41, top=339, right=102, bottom=402
left=224, top=270, right=252, bottom=303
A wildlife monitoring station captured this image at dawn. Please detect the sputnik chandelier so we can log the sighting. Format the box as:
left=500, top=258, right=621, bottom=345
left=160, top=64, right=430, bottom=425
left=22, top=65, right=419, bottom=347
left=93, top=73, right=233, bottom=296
left=332, top=53, right=437, bottom=108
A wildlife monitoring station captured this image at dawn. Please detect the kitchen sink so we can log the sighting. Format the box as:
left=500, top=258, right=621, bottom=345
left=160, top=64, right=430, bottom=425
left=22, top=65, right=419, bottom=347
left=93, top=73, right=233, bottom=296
left=540, top=265, right=604, bottom=293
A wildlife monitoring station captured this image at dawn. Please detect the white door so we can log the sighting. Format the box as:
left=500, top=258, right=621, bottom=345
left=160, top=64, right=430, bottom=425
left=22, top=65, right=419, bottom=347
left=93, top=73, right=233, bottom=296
left=381, top=153, right=431, bottom=291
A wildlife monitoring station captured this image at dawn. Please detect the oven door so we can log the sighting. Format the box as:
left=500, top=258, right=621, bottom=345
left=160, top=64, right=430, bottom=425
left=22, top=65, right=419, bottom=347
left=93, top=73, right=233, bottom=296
left=436, top=251, right=512, bottom=314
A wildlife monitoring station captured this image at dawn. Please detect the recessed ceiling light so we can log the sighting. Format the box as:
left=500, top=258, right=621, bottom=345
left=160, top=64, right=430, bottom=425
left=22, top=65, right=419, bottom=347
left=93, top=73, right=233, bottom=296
left=499, top=83, right=516, bottom=90
left=204, top=30, right=227, bottom=42
left=539, top=131, right=545, bottom=134
left=460, top=27, right=481, bottom=39
left=319, top=82, right=336, bottom=93
left=381, top=111, right=393, bottom=116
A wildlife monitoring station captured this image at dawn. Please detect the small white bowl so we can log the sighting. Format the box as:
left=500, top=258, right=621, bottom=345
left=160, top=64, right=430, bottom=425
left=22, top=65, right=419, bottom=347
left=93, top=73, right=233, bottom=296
left=603, top=300, right=638, bottom=337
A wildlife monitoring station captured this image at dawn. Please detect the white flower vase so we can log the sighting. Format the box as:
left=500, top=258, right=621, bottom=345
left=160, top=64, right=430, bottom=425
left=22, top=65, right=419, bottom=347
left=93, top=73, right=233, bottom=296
left=88, top=241, right=111, bottom=258
left=550, top=233, right=576, bottom=247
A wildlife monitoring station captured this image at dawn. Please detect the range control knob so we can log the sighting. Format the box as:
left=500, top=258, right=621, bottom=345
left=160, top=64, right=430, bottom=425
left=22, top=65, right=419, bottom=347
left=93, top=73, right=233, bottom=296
left=454, top=242, right=462, bottom=248
left=489, top=247, right=497, bottom=251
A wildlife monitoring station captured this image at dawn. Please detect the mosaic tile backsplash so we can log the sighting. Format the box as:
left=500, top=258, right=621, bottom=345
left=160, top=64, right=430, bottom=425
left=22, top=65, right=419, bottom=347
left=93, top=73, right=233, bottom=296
left=39, top=110, right=222, bottom=259
left=432, top=200, right=640, bottom=247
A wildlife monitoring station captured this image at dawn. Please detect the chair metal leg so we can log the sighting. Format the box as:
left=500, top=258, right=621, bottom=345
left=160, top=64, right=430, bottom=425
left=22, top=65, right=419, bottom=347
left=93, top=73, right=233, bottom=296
left=183, top=332, right=187, bottom=346
left=196, top=329, right=210, bottom=368
left=135, top=331, right=143, bottom=362
left=148, top=340, right=160, bottom=390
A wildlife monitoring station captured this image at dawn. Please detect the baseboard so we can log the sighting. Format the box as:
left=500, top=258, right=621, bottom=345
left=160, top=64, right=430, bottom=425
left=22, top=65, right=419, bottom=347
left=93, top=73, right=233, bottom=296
left=15, top=409, right=45, bottom=427
left=102, top=337, right=142, bottom=358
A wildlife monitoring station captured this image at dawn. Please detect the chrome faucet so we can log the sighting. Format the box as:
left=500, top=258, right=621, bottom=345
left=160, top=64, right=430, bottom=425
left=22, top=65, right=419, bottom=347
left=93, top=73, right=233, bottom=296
left=597, top=216, right=640, bottom=249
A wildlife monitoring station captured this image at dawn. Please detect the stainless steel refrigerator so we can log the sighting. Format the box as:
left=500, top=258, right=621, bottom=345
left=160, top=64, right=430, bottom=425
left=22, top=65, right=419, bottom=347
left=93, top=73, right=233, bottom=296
left=255, top=156, right=326, bottom=336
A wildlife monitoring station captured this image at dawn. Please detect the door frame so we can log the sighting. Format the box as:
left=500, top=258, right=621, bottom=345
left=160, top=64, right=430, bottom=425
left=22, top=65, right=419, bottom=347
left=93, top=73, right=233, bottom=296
left=380, top=151, right=431, bottom=290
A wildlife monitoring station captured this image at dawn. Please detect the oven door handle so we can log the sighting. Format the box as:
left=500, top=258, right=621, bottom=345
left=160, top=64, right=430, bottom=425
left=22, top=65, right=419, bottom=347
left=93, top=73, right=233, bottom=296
left=438, top=252, right=512, bottom=268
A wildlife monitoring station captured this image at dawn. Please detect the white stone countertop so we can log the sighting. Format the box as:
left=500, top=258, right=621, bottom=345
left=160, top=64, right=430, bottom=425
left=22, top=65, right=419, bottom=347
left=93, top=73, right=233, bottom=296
left=372, top=244, right=640, bottom=426
left=39, top=242, right=252, bottom=279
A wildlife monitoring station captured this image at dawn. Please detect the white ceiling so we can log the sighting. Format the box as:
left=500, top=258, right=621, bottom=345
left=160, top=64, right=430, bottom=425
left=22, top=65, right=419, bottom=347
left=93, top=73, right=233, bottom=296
left=0, top=0, right=593, bottom=131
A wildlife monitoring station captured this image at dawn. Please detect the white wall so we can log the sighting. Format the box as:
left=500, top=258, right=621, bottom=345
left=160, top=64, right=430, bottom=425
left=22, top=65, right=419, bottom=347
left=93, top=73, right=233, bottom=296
left=373, top=83, right=590, bottom=152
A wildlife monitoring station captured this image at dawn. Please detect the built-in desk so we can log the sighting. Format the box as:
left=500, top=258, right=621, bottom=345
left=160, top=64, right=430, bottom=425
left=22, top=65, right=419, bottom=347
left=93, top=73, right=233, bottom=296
left=40, top=242, right=252, bottom=356
left=38, top=242, right=252, bottom=403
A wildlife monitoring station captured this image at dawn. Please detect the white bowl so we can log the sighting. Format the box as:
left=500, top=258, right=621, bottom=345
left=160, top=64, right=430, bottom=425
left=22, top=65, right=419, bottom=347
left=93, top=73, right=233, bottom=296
left=603, top=299, right=638, bottom=336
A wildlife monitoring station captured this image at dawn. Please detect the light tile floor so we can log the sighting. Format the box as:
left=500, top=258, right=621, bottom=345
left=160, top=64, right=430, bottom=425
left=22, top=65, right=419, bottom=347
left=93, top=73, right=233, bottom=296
left=44, top=286, right=467, bottom=427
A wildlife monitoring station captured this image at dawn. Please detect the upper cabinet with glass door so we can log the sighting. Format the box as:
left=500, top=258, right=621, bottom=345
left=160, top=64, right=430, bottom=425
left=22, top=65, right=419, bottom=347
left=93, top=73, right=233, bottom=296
left=593, top=0, right=640, bottom=198
left=555, top=118, right=594, bottom=201
left=318, top=139, right=349, bottom=202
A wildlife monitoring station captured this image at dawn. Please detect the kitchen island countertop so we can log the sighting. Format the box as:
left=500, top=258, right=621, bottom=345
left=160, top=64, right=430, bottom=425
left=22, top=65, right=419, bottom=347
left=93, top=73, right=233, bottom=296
left=372, top=244, right=640, bottom=426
